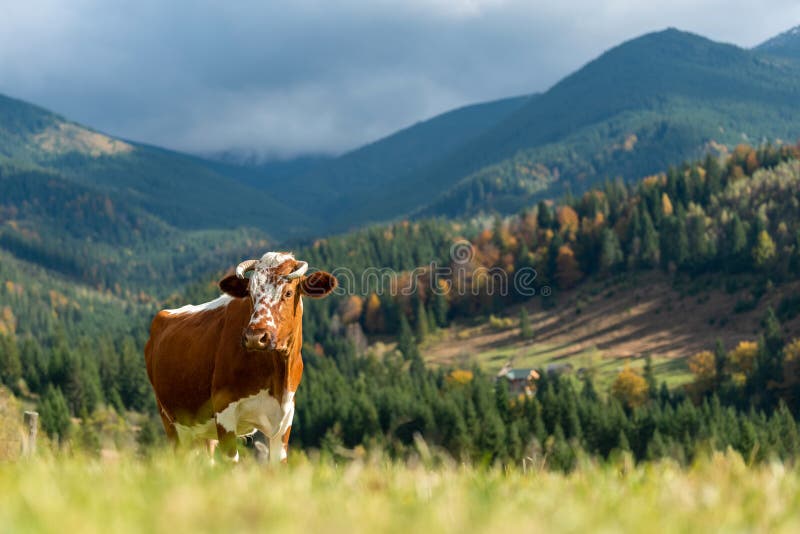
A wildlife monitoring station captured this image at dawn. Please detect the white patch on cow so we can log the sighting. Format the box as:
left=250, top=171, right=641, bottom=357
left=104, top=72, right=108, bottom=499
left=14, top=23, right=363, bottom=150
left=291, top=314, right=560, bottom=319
left=215, top=389, right=295, bottom=463
left=246, top=252, right=299, bottom=335
left=269, top=436, right=285, bottom=465
left=260, top=251, right=295, bottom=268
left=165, top=294, right=233, bottom=315
left=174, top=418, right=217, bottom=442
left=264, top=311, right=277, bottom=328
left=250, top=271, right=287, bottom=307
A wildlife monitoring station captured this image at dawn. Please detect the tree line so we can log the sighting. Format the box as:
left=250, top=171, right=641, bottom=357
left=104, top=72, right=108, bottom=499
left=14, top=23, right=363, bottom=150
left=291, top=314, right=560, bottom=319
left=293, top=334, right=800, bottom=471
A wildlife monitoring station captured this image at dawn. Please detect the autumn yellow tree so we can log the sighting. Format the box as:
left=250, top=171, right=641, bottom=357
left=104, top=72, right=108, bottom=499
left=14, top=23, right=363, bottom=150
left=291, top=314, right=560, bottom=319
left=752, top=230, right=776, bottom=269
left=688, top=351, right=715, bottom=381
left=729, top=340, right=759, bottom=386
left=661, top=193, right=674, bottom=217
left=611, top=366, right=649, bottom=408
left=745, top=150, right=759, bottom=174
left=446, top=369, right=474, bottom=385
left=688, top=350, right=716, bottom=395
left=557, top=206, right=579, bottom=239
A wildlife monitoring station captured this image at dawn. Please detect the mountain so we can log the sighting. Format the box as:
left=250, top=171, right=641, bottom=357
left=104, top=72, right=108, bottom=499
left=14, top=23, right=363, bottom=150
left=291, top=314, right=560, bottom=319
left=225, top=28, right=800, bottom=230
left=0, top=93, right=313, bottom=235
left=202, top=154, right=333, bottom=191
left=755, top=25, right=800, bottom=60
left=0, top=93, right=319, bottom=295
left=371, top=29, right=800, bottom=220
left=226, top=94, right=532, bottom=222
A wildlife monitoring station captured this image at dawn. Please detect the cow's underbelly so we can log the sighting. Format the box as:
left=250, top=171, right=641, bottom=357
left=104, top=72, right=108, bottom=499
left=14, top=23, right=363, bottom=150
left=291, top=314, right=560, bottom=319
left=217, top=388, right=295, bottom=439
left=173, top=388, right=294, bottom=443
left=174, top=418, right=218, bottom=442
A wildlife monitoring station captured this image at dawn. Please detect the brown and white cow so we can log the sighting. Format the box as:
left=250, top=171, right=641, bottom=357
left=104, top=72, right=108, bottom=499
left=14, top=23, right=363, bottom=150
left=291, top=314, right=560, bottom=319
left=144, top=252, right=336, bottom=464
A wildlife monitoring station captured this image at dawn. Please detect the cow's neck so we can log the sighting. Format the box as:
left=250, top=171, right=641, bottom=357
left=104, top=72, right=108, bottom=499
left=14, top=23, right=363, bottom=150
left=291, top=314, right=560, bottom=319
left=284, top=303, right=304, bottom=393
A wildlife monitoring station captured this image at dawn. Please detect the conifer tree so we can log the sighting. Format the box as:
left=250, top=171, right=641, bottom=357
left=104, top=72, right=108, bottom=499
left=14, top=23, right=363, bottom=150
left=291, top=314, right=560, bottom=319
left=431, top=283, right=449, bottom=327
left=39, top=386, right=72, bottom=442
left=598, top=228, right=623, bottom=274
left=537, top=200, right=554, bottom=229
left=660, top=215, right=689, bottom=269
left=519, top=307, right=533, bottom=340
left=415, top=300, right=429, bottom=342
left=643, top=355, right=657, bottom=398
left=640, top=211, right=659, bottom=268
left=0, top=335, right=22, bottom=392
left=397, top=315, right=419, bottom=361
left=617, top=429, right=631, bottom=452
left=728, top=215, right=747, bottom=259
left=714, top=339, right=728, bottom=387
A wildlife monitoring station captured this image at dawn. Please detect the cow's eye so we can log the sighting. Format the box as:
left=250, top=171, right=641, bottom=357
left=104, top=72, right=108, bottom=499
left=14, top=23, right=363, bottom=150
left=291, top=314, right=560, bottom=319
left=284, top=290, right=293, bottom=299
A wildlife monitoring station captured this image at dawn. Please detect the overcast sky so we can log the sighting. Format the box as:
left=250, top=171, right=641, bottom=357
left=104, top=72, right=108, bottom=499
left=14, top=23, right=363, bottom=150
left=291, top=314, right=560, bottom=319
left=1, top=1, right=798, bottom=159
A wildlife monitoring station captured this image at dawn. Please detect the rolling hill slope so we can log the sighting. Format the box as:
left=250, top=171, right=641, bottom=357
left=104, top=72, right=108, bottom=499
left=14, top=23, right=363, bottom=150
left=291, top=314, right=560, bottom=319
left=0, top=93, right=312, bottom=237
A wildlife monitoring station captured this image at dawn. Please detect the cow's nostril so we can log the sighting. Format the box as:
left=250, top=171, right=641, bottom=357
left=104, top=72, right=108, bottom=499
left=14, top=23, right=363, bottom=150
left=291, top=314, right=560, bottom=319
left=259, top=333, right=269, bottom=345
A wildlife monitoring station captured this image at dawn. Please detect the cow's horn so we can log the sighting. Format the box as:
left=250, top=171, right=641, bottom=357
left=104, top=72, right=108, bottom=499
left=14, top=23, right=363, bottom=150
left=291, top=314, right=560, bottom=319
left=285, top=261, right=308, bottom=280
left=235, top=259, right=259, bottom=279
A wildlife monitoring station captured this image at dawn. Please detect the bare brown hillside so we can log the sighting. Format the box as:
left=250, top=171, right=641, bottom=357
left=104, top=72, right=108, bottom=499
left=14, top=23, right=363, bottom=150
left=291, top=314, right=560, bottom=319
left=424, top=272, right=800, bottom=382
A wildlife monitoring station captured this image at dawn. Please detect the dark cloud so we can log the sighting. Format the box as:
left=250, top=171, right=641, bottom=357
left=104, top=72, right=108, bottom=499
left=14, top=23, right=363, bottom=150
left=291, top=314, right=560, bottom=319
left=1, top=0, right=798, bottom=158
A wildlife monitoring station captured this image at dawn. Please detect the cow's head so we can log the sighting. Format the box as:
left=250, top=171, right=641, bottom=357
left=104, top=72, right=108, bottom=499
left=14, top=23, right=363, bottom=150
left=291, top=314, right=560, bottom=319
left=219, top=252, right=336, bottom=353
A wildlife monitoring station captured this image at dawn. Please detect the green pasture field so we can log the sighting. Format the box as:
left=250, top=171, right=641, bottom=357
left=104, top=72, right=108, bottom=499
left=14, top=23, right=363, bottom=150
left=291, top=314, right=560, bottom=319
left=2, top=450, right=800, bottom=533
left=429, top=333, right=695, bottom=393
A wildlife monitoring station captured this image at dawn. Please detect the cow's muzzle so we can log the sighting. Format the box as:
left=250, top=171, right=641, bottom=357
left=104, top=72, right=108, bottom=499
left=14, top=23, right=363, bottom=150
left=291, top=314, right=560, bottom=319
left=243, top=327, right=276, bottom=351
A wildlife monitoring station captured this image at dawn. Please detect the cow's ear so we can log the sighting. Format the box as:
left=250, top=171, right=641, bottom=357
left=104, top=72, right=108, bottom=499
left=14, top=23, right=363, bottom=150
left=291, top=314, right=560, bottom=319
left=219, top=275, right=250, bottom=298
left=299, top=271, right=337, bottom=299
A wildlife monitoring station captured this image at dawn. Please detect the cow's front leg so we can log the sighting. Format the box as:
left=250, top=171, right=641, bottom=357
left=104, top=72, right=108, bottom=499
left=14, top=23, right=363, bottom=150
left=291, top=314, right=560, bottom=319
left=279, top=426, right=292, bottom=464
left=268, top=434, right=284, bottom=465
left=215, top=421, right=239, bottom=462
left=213, top=395, right=240, bottom=462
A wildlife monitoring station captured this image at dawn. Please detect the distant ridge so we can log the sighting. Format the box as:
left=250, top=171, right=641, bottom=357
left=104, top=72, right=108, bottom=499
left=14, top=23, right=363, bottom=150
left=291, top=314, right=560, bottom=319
left=754, top=25, right=800, bottom=59
left=247, top=94, right=533, bottom=217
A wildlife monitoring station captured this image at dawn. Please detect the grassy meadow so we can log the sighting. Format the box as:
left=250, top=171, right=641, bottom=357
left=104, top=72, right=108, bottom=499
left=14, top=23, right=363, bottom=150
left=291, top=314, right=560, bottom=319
left=2, top=450, right=800, bottom=533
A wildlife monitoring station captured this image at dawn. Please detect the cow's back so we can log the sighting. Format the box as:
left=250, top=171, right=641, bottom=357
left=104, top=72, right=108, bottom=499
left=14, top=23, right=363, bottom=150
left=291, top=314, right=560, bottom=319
left=145, top=297, right=236, bottom=424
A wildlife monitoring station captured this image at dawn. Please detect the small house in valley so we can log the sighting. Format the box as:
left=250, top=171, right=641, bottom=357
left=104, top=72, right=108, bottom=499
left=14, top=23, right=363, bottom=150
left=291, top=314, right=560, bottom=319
left=496, top=366, right=540, bottom=396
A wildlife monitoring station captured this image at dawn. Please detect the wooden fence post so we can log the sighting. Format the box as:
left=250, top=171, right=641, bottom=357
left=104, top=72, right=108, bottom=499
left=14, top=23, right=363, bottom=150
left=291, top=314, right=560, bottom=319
left=22, top=411, right=38, bottom=457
